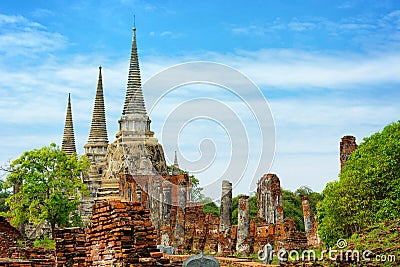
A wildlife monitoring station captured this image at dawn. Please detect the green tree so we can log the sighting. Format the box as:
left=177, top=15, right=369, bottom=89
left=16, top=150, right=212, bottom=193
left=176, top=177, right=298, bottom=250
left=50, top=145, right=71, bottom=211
left=189, top=175, right=204, bottom=202
left=282, top=189, right=304, bottom=231
left=4, top=143, right=89, bottom=238
left=0, top=179, right=11, bottom=213
left=201, top=196, right=220, bottom=216
left=317, top=121, right=400, bottom=246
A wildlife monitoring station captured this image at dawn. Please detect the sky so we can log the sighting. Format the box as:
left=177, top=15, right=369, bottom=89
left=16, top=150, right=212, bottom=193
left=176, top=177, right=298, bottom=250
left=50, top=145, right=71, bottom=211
left=0, top=0, right=400, bottom=198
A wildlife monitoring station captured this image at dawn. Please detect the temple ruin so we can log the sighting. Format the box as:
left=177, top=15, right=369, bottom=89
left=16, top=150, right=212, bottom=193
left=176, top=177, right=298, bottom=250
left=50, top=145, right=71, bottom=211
left=340, top=135, right=358, bottom=169
left=0, top=23, right=331, bottom=266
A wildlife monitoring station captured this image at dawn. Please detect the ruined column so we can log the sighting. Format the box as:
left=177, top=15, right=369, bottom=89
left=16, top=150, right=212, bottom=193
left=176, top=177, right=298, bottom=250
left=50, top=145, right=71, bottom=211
left=150, top=178, right=162, bottom=231
left=218, top=180, right=232, bottom=255
left=301, top=196, right=312, bottom=234
left=161, top=182, right=172, bottom=246
left=340, top=135, right=357, bottom=170
left=219, top=180, right=232, bottom=232
left=173, top=180, right=187, bottom=254
left=162, top=183, right=172, bottom=226
left=236, top=195, right=250, bottom=256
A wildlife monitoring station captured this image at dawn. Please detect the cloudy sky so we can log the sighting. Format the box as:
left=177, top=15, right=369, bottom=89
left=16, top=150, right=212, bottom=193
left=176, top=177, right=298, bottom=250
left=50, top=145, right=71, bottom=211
left=1, top=0, right=400, bottom=197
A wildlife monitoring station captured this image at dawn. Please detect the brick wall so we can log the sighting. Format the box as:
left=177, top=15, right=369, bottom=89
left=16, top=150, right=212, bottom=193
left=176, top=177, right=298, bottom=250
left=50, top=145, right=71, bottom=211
left=0, top=217, right=54, bottom=266
left=86, top=200, right=163, bottom=266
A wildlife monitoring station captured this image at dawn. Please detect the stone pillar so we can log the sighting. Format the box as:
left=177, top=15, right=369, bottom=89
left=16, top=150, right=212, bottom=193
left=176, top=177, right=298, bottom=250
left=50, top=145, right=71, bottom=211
left=218, top=180, right=232, bottom=255
left=162, top=183, right=172, bottom=226
left=236, top=195, right=250, bottom=256
left=150, top=178, right=162, bottom=231
left=301, top=196, right=312, bottom=234
left=340, top=135, right=357, bottom=170
left=219, top=180, right=232, bottom=232
left=174, top=180, right=187, bottom=254
left=161, top=182, right=172, bottom=246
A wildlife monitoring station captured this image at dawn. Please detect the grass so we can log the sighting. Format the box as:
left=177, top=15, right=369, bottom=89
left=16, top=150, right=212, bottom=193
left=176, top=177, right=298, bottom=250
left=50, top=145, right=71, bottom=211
left=33, top=236, right=55, bottom=249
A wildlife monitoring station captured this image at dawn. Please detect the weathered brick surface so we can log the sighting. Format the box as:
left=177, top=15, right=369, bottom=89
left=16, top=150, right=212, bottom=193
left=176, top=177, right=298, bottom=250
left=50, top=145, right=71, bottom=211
left=306, top=218, right=320, bottom=248
left=257, top=174, right=283, bottom=224
left=0, top=217, right=54, bottom=266
left=86, top=200, right=163, bottom=266
left=237, top=196, right=251, bottom=256
left=55, top=227, right=86, bottom=267
left=250, top=217, right=275, bottom=253
left=340, top=135, right=357, bottom=169
left=183, top=205, right=220, bottom=254
left=275, top=218, right=308, bottom=251
left=0, top=217, right=22, bottom=259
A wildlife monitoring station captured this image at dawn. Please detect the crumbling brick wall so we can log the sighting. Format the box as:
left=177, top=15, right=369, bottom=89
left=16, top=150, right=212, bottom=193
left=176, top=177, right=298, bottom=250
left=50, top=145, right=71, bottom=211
left=85, top=200, right=162, bottom=266
left=0, top=217, right=54, bottom=265
left=183, top=205, right=220, bottom=254
left=307, top=218, right=321, bottom=248
left=0, top=217, right=22, bottom=259
left=257, top=174, right=284, bottom=224
left=275, top=218, right=308, bottom=251
left=250, top=217, right=276, bottom=253
left=55, top=227, right=86, bottom=267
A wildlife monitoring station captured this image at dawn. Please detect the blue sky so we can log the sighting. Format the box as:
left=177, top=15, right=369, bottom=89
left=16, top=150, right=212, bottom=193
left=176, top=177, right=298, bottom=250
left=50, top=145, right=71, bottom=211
left=1, top=0, right=400, bottom=197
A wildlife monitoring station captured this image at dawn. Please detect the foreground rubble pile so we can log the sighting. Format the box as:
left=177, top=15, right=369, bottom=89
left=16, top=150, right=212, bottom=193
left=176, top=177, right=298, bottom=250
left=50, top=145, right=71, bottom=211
left=0, top=217, right=54, bottom=266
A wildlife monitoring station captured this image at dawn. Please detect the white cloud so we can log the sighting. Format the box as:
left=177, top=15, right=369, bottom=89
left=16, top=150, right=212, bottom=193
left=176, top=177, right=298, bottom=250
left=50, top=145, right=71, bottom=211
left=0, top=14, right=27, bottom=25
left=287, top=20, right=318, bottom=32
left=230, top=10, right=400, bottom=51
left=149, top=30, right=183, bottom=39
left=0, top=13, right=67, bottom=56
left=141, top=49, right=400, bottom=90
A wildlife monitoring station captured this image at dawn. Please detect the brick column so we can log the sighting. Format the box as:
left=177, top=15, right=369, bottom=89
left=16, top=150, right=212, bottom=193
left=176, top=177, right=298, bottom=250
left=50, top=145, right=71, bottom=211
left=236, top=195, right=250, bottom=256
left=173, top=180, right=187, bottom=254
left=161, top=182, right=172, bottom=246
left=218, top=180, right=232, bottom=255
left=150, top=177, right=162, bottom=231
left=301, top=196, right=312, bottom=234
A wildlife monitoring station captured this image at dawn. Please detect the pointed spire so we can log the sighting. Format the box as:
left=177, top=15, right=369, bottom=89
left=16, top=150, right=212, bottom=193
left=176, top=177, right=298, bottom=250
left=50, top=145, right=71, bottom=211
left=172, top=151, right=180, bottom=176
left=88, top=66, right=108, bottom=144
left=122, top=23, right=147, bottom=116
left=61, top=93, right=76, bottom=155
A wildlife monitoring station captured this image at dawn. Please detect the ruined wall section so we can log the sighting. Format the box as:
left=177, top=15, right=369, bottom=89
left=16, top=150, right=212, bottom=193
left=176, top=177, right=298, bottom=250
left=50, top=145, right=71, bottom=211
left=118, top=172, right=190, bottom=245
left=184, top=205, right=220, bottom=254
left=0, top=217, right=54, bottom=265
left=0, top=217, right=22, bottom=259
left=257, top=174, right=284, bottom=224
left=301, top=196, right=320, bottom=247
left=340, top=135, right=357, bottom=170
left=85, top=200, right=166, bottom=266
left=55, top=227, right=86, bottom=267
